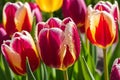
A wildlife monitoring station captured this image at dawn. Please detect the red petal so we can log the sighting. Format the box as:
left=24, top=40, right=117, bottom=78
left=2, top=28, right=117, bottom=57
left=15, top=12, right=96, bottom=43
left=3, top=3, right=18, bottom=35
left=47, top=18, right=61, bottom=28
left=39, top=28, right=64, bottom=68
left=95, top=14, right=114, bottom=47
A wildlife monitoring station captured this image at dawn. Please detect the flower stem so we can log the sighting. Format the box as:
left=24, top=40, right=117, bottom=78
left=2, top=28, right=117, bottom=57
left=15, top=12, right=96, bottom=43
left=103, top=48, right=108, bottom=80
left=63, top=70, right=69, bottom=80
left=50, top=12, right=53, bottom=17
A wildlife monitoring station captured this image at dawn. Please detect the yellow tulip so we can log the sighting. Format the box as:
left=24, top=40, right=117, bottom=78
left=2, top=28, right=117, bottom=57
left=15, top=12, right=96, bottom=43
left=35, top=0, right=63, bottom=12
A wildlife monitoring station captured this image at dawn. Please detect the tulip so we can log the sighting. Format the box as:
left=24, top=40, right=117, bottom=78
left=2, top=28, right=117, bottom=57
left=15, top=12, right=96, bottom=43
left=62, top=0, right=87, bottom=33
left=28, top=2, right=42, bottom=23
left=85, top=4, right=116, bottom=48
left=0, top=24, right=9, bottom=46
left=3, top=2, right=42, bottom=36
left=35, top=0, right=63, bottom=12
left=94, top=1, right=119, bottom=43
left=86, top=1, right=118, bottom=80
left=110, top=58, right=120, bottom=80
left=1, top=31, right=40, bottom=75
left=36, top=17, right=80, bottom=70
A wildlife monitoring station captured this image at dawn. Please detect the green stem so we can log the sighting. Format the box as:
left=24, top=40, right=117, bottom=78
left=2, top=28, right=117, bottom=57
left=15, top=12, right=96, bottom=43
left=103, top=48, right=108, bottom=80
left=63, top=70, right=69, bottom=80
left=50, top=12, right=53, bottom=17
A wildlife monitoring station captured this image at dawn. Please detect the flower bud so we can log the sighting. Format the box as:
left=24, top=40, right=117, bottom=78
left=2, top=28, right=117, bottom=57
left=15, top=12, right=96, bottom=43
left=62, top=0, right=87, bottom=33
left=85, top=1, right=117, bottom=48
left=36, top=17, right=80, bottom=70
left=1, top=31, right=40, bottom=75
left=110, top=58, right=120, bottom=80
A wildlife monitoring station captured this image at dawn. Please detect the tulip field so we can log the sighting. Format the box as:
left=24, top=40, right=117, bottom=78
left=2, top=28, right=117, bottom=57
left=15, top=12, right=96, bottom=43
left=0, top=0, right=120, bottom=80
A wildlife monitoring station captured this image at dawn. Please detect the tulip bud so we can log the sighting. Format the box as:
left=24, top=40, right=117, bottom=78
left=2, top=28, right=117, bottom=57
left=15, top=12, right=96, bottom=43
left=1, top=31, right=40, bottom=75
left=62, top=0, right=87, bottom=33
left=36, top=17, right=80, bottom=70
left=85, top=2, right=116, bottom=48
left=0, top=24, right=9, bottom=46
left=110, top=58, right=120, bottom=80
left=3, top=2, right=42, bottom=36
left=28, top=2, right=42, bottom=23
left=35, top=0, right=63, bottom=12
left=94, top=1, right=119, bottom=43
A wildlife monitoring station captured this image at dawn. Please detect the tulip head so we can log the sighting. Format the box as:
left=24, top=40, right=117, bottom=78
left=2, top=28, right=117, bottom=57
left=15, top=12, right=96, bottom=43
left=1, top=31, right=40, bottom=75
left=94, top=1, right=119, bottom=43
left=62, top=0, right=87, bottom=33
left=0, top=24, right=9, bottom=46
left=3, top=2, right=42, bottom=36
left=35, top=0, right=63, bottom=12
left=85, top=2, right=116, bottom=48
left=28, top=2, right=42, bottom=23
left=36, top=17, right=80, bottom=70
left=110, top=58, right=120, bottom=80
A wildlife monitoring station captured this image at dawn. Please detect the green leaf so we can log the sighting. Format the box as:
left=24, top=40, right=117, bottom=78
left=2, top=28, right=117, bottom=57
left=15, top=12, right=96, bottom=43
left=0, top=66, right=6, bottom=80
left=33, top=66, right=41, bottom=80
left=2, top=55, right=13, bottom=80
left=108, top=41, right=120, bottom=73
left=40, top=63, right=48, bottom=80
left=80, top=56, right=95, bottom=80
left=90, top=43, right=97, bottom=66
left=108, top=26, right=120, bottom=74
left=30, top=17, right=36, bottom=40
left=56, top=70, right=64, bottom=80
left=80, top=35, right=96, bottom=76
left=71, top=58, right=84, bottom=80
left=26, top=58, right=36, bottom=80
left=94, top=71, right=101, bottom=80
left=47, top=67, right=56, bottom=80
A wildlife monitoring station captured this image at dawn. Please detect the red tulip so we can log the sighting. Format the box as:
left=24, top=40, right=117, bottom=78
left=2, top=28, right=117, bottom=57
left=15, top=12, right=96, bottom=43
left=94, top=1, right=119, bottom=43
left=3, top=2, right=42, bottom=36
left=85, top=2, right=116, bottom=48
left=36, top=17, right=80, bottom=70
left=62, top=0, right=87, bottom=33
left=110, top=58, right=120, bottom=80
left=1, top=31, right=40, bottom=75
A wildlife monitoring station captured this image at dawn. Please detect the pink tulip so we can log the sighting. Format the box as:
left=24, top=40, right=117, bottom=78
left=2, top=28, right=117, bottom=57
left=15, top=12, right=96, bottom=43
left=36, top=17, right=80, bottom=70
left=110, top=58, right=120, bottom=80
left=29, top=2, right=42, bottom=23
left=62, top=0, right=87, bottom=33
left=1, top=31, right=40, bottom=75
left=0, top=24, right=9, bottom=46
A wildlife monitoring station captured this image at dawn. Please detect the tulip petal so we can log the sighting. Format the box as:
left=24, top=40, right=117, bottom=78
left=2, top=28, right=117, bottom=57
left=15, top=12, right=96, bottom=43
left=47, top=18, right=62, bottom=28
left=29, top=2, right=42, bottom=23
left=35, top=0, right=63, bottom=12
left=111, top=1, right=119, bottom=22
left=3, top=2, right=19, bottom=35
left=62, top=0, right=86, bottom=33
left=62, top=22, right=80, bottom=68
left=1, top=31, right=40, bottom=75
left=39, top=28, right=64, bottom=68
left=94, top=1, right=111, bottom=12
left=0, top=24, right=9, bottom=46
left=15, top=3, right=33, bottom=32
left=1, top=43, right=23, bottom=75
left=86, top=6, right=116, bottom=48
left=110, top=58, right=120, bottom=80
